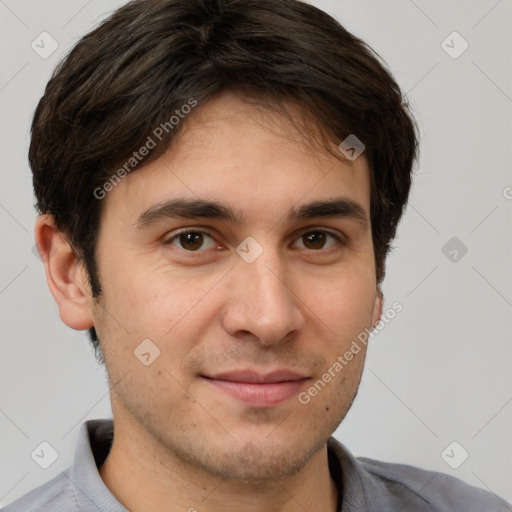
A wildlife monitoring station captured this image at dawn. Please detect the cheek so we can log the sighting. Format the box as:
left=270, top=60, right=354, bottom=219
left=302, top=269, right=376, bottom=340
left=113, top=266, right=222, bottom=341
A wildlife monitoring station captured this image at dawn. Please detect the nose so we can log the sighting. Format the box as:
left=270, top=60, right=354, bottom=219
left=221, top=249, right=305, bottom=346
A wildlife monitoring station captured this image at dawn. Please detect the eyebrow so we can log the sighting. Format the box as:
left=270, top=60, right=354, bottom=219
left=134, top=197, right=368, bottom=229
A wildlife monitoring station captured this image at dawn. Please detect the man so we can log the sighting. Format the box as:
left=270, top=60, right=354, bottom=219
left=2, top=0, right=510, bottom=511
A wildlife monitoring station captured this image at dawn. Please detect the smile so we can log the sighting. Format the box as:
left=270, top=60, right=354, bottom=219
left=202, top=369, right=309, bottom=407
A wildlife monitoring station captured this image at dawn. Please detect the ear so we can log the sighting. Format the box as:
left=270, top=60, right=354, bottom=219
left=370, top=287, right=383, bottom=328
left=34, top=214, right=94, bottom=331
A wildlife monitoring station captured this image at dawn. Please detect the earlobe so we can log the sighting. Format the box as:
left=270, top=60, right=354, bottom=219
left=34, top=214, right=94, bottom=331
left=370, top=287, right=383, bottom=328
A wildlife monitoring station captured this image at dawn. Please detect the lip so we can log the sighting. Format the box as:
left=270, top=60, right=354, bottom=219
left=202, top=369, right=309, bottom=407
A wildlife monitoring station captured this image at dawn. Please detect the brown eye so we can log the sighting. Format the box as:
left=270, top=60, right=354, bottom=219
left=293, top=230, right=341, bottom=251
left=179, top=232, right=203, bottom=251
left=302, top=231, right=327, bottom=249
left=168, top=230, right=217, bottom=252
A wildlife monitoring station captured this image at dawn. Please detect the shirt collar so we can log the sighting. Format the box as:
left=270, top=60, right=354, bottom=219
left=69, top=419, right=128, bottom=512
left=67, top=419, right=378, bottom=512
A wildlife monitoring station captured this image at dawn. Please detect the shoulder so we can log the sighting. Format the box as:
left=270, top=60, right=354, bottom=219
left=358, top=455, right=512, bottom=511
left=327, top=437, right=510, bottom=512
left=1, top=468, right=81, bottom=512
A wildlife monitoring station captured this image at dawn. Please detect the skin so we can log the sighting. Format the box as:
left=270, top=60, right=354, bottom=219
left=36, top=91, right=383, bottom=512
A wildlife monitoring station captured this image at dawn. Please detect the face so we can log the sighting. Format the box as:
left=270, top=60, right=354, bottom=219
left=89, top=92, right=382, bottom=481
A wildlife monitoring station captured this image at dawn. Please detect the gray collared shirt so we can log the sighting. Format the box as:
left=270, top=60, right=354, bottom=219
left=2, top=419, right=510, bottom=512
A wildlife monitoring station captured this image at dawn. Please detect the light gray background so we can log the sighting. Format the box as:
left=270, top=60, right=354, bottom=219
left=1, top=0, right=511, bottom=507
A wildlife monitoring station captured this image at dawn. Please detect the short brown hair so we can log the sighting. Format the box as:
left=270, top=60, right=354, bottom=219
left=30, top=0, right=419, bottom=364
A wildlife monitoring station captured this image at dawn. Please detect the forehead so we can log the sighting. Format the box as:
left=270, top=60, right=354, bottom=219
left=101, top=92, right=371, bottom=227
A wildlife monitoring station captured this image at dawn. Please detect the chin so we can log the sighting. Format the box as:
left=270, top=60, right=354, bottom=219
left=192, top=430, right=330, bottom=483
left=213, top=446, right=312, bottom=483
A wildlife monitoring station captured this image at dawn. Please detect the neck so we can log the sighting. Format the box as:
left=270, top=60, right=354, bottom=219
left=99, top=423, right=338, bottom=512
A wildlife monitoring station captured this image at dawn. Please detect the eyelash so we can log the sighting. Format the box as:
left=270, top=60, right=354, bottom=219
left=165, top=228, right=344, bottom=254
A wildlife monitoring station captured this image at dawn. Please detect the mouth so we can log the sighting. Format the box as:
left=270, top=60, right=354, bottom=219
left=201, top=369, right=310, bottom=407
